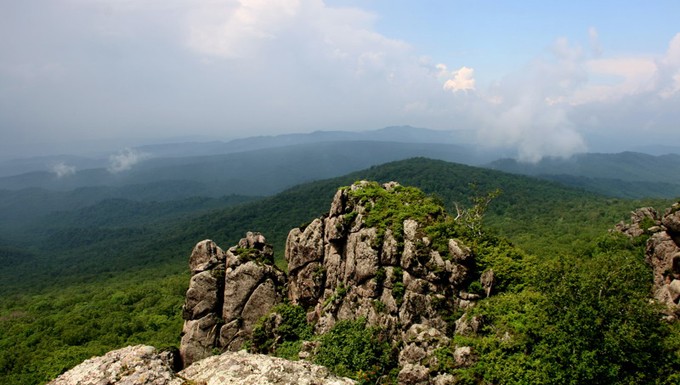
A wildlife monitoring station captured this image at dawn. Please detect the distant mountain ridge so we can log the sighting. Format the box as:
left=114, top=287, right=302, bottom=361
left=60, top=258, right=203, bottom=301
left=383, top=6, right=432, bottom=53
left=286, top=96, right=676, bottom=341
left=0, top=140, right=499, bottom=194
left=3, top=127, right=680, bottom=203
left=134, top=125, right=477, bottom=158
left=488, top=152, right=680, bottom=182
left=487, top=151, right=680, bottom=198
left=0, top=126, right=481, bottom=177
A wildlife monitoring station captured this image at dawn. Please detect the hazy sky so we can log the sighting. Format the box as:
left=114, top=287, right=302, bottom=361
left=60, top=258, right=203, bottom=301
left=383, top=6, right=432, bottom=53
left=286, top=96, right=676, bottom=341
left=2, top=0, right=680, bottom=160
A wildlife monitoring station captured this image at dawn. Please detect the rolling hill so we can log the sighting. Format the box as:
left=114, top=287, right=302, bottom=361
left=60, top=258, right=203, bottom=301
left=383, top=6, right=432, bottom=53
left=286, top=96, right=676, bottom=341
left=1, top=157, right=667, bottom=296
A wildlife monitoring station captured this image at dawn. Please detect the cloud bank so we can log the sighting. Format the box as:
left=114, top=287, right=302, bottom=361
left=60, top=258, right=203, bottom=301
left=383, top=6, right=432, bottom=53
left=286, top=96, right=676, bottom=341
left=1, top=2, right=680, bottom=161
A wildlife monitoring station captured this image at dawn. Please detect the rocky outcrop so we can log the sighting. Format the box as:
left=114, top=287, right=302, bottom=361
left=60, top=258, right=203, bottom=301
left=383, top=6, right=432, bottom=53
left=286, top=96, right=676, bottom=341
left=49, top=345, right=355, bottom=385
left=180, top=349, right=355, bottom=385
left=614, top=207, right=661, bottom=238
left=47, top=345, right=181, bottom=385
left=285, top=181, right=481, bottom=381
left=647, top=203, right=680, bottom=316
left=65, top=181, right=483, bottom=384
left=180, top=232, right=286, bottom=367
left=615, top=203, right=680, bottom=317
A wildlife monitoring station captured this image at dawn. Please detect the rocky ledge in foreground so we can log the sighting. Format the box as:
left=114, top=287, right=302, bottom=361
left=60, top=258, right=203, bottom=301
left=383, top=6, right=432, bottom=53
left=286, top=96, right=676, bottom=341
left=48, top=345, right=355, bottom=385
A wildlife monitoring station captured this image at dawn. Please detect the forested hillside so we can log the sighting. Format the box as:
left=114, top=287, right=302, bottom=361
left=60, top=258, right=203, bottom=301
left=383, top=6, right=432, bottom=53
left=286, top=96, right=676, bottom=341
left=0, top=158, right=676, bottom=384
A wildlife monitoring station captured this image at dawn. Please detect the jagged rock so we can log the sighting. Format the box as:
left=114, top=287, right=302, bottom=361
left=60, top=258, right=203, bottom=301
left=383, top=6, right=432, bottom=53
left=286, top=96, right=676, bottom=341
left=139, top=181, right=487, bottom=382
left=454, top=314, right=481, bottom=336
left=448, top=239, right=472, bottom=263
left=480, top=269, right=495, bottom=297
left=286, top=218, right=325, bottom=272
left=662, top=204, right=680, bottom=234
left=669, top=279, right=680, bottom=303
left=432, top=374, right=458, bottom=385
left=399, top=324, right=450, bottom=368
left=183, top=270, right=220, bottom=320
left=180, top=233, right=286, bottom=367
left=50, top=346, right=355, bottom=385
left=616, top=202, right=680, bottom=316
left=285, top=181, right=480, bottom=382
left=397, top=364, right=430, bottom=385
left=47, top=345, right=182, bottom=385
left=189, top=239, right=226, bottom=274
left=180, top=313, right=221, bottom=366
left=179, top=350, right=355, bottom=385
left=453, top=346, right=474, bottom=367
left=614, top=207, right=660, bottom=238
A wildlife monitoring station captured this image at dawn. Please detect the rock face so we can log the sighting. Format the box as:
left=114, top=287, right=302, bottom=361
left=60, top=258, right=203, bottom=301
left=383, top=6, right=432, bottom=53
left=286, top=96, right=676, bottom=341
left=180, top=232, right=286, bottom=367
left=615, top=203, right=680, bottom=316
left=49, top=345, right=355, bottom=385
left=285, top=181, right=481, bottom=380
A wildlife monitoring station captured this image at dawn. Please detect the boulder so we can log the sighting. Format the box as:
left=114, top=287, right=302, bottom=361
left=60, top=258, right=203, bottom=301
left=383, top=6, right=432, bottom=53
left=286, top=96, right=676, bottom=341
left=179, top=350, right=355, bottom=385
left=49, top=346, right=355, bottom=385
left=47, top=345, right=181, bottom=385
left=397, top=364, right=430, bottom=385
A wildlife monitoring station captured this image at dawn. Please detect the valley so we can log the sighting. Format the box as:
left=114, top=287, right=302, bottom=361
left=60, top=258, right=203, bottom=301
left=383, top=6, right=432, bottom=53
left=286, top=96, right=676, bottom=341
left=0, top=155, right=677, bottom=384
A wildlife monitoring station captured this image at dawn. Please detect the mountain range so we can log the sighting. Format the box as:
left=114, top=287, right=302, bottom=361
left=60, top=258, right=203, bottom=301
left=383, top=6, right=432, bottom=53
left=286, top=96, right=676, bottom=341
left=2, top=126, right=678, bottom=203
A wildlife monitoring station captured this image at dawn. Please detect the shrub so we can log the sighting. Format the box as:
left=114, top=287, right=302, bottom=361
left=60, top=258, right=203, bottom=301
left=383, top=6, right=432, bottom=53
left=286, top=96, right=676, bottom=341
left=313, top=318, right=396, bottom=382
left=251, top=303, right=312, bottom=360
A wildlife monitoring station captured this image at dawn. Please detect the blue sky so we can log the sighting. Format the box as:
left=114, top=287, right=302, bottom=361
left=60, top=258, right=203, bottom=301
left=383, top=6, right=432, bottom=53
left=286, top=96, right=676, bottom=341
left=1, top=1, right=680, bottom=161
left=353, top=1, right=680, bottom=86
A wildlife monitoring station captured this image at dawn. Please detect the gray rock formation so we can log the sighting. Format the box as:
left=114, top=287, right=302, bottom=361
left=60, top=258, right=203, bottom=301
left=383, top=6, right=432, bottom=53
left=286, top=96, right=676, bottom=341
left=647, top=203, right=680, bottom=316
left=180, top=349, right=355, bottom=385
left=614, top=207, right=661, bottom=238
left=60, top=181, right=483, bottom=384
left=615, top=203, right=680, bottom=317
left=49, top=345, right=355, bottom=385
left=47, top=345, right=181, bottom=385
left=180, top=232, right=286, bottom=367
left=285, top=181, right=481, bottom=381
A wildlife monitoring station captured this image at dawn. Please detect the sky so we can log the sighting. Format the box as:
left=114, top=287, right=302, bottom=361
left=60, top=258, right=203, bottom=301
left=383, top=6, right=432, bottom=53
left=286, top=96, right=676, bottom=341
left=1, top=0, right=680, bottom=161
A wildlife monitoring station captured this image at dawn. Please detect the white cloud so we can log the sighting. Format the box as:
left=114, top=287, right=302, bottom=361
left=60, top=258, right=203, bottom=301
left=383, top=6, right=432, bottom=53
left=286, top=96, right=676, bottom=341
left=186, top=0, right=302, bottom=59
left=440, top=65, right=476, bottom=93
left=107, top=148, right=150, bottom=173
left=568, top=57, right=657, bottom=103
left=467, top=38, right=588, bottom=161
left=51, top=162, right=76, bottom=178
left=656, top=33, right=680, bottom=98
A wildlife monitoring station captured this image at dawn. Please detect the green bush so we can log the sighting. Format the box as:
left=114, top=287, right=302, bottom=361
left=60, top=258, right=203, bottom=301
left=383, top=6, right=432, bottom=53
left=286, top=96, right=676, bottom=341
left=251, top=303, right=312, bottom=360
left=447, top=236, right=676, bottom=385
left=313, top=318, right=396, bottom=382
